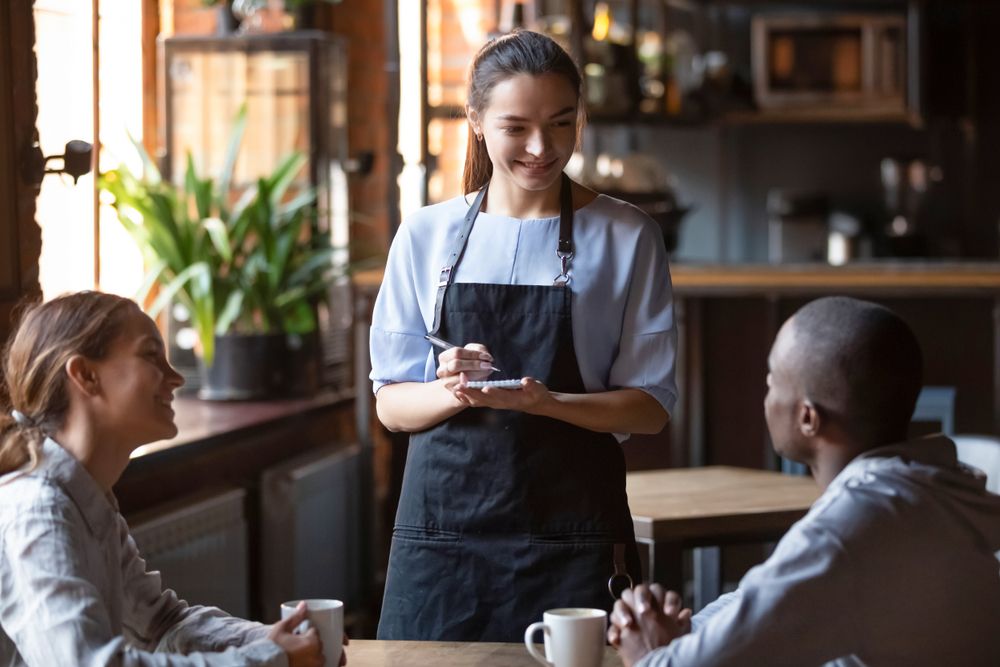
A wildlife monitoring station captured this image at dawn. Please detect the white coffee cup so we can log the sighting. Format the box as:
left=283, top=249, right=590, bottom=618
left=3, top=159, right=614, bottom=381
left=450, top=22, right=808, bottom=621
left=524, top=608, right=607, bottom=667
left=280, top=598, right=343, bottom=667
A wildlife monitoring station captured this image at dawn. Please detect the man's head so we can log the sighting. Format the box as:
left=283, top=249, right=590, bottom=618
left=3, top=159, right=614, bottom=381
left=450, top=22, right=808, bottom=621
left=765, top=297, right=923, bottom=464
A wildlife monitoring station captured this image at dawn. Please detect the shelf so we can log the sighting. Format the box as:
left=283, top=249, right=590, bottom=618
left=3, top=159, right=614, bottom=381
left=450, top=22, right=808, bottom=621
left=721, top=108, right=922, bottom=127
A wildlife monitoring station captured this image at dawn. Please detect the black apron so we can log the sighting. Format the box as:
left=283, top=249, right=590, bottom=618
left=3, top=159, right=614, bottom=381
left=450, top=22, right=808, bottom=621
left=377, top=175, right=641, bottom=642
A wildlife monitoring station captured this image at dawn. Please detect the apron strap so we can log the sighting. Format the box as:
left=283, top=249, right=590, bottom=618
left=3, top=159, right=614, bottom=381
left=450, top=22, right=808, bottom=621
left=555, top=172, right=574, bottom=286
left=431, top=186, right=489, bottom=335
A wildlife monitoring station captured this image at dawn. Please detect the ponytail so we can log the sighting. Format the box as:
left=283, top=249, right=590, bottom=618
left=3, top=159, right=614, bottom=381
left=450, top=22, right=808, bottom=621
left=0, top=410, right=44, bottom=476
left=462, top=126, right=493, bottom=195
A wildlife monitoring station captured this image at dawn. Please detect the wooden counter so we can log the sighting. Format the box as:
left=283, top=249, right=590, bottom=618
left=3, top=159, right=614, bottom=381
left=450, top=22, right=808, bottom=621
left=668, top=262, right=1000, bottom=295
left=353, top=262, right=1000, bottom=296
left=129, top=389, right=354, bottom=461
left=354, top=261, right=1000, bottom=470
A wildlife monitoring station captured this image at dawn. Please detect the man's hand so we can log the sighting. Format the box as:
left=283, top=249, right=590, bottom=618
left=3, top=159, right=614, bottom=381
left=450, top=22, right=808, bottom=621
left=267, top=601, right=324, bottom=667
left=608, top=584, right=692, bottom=667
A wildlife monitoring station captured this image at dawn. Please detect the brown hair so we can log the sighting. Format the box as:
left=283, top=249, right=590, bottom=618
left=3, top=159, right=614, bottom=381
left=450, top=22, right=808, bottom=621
left=0, top=291, right=136, bottom=475
left=462, top=29, right=584, bottom=194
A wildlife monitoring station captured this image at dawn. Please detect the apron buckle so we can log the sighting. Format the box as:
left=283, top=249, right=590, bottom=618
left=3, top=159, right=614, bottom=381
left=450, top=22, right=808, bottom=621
left=554, top=250, right=573, bottom=286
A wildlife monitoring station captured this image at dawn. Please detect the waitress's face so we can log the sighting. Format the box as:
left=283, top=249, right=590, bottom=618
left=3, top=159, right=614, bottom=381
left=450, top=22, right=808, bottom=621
left=474, top=72, right=578, bottom=194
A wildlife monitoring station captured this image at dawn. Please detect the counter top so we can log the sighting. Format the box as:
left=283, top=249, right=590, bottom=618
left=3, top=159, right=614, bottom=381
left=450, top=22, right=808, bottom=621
left=130, top=389, right=354, bottom=460
left=354, top=262, right=1000, bottom=296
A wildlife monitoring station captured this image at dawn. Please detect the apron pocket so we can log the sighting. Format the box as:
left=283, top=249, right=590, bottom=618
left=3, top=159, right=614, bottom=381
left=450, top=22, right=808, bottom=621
left=392, top=525, right=462, bottom=543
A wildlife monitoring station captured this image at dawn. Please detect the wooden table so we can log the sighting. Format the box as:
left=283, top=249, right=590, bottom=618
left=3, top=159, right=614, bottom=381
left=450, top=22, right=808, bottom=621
left=627, top=466, right=821, bottom=609
left=347, top=640, right=623, bottom=666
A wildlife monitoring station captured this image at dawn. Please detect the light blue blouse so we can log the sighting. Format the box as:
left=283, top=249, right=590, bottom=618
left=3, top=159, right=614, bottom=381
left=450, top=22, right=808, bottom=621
left=369, top=192, right=678, bottom=440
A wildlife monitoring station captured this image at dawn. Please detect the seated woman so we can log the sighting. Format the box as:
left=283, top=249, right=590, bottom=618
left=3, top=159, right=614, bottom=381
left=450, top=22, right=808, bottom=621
left=0, top=291, right=335, bottom=666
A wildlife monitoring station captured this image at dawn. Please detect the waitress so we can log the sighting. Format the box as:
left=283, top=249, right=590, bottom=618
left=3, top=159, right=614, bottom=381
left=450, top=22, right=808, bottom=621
left=370, top=30, right=677, bottom=642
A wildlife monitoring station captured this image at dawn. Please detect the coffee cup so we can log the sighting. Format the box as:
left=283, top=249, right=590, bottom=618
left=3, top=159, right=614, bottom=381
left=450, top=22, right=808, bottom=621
left=280, top=598, right=343, bottom=667
left=524, top=608, right=607, bottom=667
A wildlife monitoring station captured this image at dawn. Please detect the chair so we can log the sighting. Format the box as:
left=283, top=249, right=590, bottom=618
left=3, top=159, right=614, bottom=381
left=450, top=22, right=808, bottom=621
left=912, top=386, right=956, bottom=436
left=953, top=435, right=1000, bottom=495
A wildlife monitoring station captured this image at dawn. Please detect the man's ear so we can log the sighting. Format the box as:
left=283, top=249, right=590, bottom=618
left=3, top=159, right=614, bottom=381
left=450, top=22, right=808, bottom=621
left=799, top=399, right=821, bottom=437
left=65, top=355, right=100, bottom=397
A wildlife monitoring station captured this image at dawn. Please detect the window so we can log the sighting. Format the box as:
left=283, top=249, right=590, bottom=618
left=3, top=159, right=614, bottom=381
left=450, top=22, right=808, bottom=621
left=34, top=0, right=145, bottom=299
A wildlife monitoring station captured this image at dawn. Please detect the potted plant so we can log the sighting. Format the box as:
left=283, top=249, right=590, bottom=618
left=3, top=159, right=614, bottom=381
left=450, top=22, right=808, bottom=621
left=99, top=106, right=340, bottom=400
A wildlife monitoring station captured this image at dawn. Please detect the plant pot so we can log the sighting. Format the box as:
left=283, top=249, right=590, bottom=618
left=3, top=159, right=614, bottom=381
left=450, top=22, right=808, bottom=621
left=198, top=331, right=321, bottom=401
left=216, top=1, right=241, bottom=35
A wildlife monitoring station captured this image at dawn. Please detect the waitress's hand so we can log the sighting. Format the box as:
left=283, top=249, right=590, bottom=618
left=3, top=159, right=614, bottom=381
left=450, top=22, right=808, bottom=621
left=453, top=375, right=552, bottom=412
left=436, top=343, right=495, bottom=392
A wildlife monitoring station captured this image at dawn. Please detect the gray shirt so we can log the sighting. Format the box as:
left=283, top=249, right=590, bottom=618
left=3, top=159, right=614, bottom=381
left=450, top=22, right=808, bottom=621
left=0, top=438, right=286, bottom=666
left=637, top=436, right=1000, bottom=667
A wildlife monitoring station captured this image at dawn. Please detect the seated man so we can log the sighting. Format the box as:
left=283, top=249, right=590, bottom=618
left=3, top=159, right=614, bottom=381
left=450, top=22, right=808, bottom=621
left=610, top=296, right=1000, bottom=667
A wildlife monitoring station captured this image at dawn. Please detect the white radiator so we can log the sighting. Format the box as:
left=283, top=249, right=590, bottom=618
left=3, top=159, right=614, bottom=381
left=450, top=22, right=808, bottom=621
left=260, top=444, right=364, bottom=622
left=128, top=487, right=250, bottom=618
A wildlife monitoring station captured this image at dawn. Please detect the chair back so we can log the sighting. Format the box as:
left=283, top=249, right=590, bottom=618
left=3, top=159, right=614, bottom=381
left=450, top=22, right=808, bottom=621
left=953, top=435, right=1000, bottom=495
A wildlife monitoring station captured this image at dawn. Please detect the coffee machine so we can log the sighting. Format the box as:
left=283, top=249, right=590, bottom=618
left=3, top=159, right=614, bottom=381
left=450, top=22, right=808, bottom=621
left=880, top=157, right=941, bottom=257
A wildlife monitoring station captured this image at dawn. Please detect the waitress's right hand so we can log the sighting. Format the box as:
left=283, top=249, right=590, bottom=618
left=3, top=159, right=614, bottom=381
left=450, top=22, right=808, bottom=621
left=436, top=343, right=494, bottom=391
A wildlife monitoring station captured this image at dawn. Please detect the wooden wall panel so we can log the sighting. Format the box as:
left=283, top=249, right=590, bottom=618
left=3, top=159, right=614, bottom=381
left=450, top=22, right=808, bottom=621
left=0, top=0, right=42, bottom=352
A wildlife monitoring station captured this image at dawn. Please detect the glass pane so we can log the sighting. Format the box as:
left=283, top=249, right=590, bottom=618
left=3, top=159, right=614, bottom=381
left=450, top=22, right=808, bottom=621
left=768, top=29, right=862, bottom=92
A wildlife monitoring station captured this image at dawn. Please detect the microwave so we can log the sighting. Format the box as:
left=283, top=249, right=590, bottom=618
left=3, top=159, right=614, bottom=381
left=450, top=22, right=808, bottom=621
left=751, top=13, right=909, bottom=113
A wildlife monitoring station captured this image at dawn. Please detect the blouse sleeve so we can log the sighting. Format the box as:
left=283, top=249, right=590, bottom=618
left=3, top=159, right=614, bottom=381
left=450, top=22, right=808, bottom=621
left=606, top=218, right=678, bottom=418
left=0, top=499, right=285, bottom=667
left=369, top=221, right=435, bottom=393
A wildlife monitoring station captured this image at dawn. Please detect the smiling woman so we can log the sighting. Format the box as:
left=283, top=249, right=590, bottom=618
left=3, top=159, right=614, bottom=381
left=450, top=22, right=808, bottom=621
left=371, top=29, right=677, bottom=643
left=0, top=291, right=332, bottom=666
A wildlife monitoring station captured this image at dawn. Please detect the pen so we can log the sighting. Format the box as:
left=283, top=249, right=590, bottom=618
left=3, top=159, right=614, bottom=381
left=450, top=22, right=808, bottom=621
left=425, top=333, right=502, bottom=373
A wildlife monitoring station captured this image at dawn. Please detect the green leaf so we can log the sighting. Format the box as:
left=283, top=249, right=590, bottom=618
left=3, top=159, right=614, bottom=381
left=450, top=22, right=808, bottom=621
left=216, top=290, right=245, bottom=334
left=133, top=258, right=169, bottom=305
left=185, top=152, right=213, bottom=220
left=203, top=217, right=233, bottom=263
left=266, top=152, right=308, bottom=207
left=218, top=103, right=248, bottom=211
left=127, top=131, right=161, bottom=184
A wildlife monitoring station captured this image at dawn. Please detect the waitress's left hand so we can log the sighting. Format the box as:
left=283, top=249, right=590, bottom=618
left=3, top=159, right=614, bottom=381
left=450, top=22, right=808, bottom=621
left=452, top=374, right=552, bottom=413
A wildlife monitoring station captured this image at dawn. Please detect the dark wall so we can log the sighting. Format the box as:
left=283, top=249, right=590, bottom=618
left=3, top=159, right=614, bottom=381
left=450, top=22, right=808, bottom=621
left=699, top=296, right=995, bottom=469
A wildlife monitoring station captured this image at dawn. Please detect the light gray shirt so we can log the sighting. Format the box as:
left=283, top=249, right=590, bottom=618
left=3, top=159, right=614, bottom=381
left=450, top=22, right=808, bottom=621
left=637, top=436, right=1000, bottom=667
left=0, top=438, right=287, bottom=667
left=369, top=192, right=678, bottom=440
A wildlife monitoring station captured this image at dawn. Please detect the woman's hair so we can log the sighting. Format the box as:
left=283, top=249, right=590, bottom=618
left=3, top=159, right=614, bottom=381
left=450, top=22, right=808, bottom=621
left=462, top=29, right=584, bottom=194
left=0, top=291, right=136, bottom=475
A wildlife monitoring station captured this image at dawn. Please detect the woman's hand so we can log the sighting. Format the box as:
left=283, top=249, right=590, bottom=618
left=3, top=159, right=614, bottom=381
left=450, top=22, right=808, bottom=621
left=267, top=602, right=324, bottom=667
left=452, top=375, right=553, bottom=413
left=435, top=343, right=495, bottom=390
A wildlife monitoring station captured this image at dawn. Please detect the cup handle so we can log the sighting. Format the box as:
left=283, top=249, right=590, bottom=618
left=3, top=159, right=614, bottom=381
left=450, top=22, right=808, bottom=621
left=294, top=618, right=312, bottom=636
left=524, top=622, right=551, bottom=666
